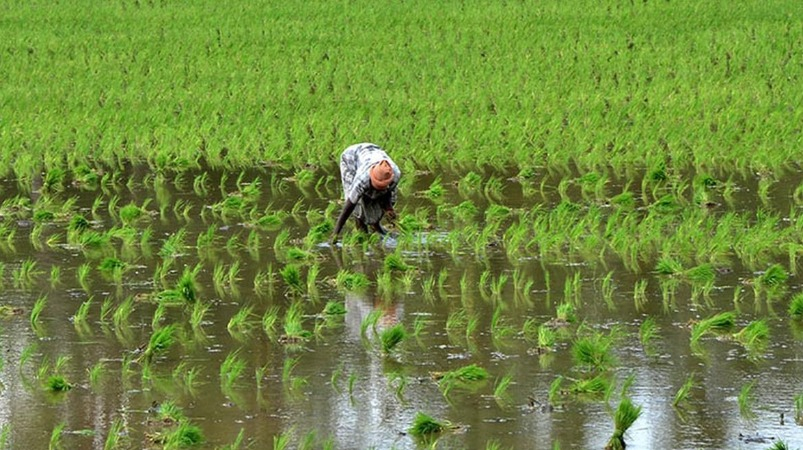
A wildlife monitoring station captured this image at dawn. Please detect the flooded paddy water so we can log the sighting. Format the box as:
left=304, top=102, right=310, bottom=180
left=0, top=164, right=802, bottom=450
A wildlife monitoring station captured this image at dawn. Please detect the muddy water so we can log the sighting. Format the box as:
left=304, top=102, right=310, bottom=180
left=0, top=165, right=801, bottom=449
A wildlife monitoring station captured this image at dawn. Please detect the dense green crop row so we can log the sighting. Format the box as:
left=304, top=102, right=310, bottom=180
left=2, top=0, right=801, bottom=179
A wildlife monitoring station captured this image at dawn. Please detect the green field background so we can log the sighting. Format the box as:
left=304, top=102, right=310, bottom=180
left=1, top=0, right=801, bottom=178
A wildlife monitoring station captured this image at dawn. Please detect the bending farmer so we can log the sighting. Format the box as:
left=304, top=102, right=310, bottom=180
left=332, top=143, right=401, bottom=242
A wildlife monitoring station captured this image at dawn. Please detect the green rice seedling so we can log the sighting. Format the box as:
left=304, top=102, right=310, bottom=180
left=119, top=202, right=145, bottom=225
left=282, top=301, right=311, bottom=343
left=144, top=324, right=177, bottom=362
left=569, top=374, right=611, bottom=397
left=13, top=258, right=41, bottom=289
left=767, top=441, right=790, bottom=450
left=306, top=264, right=320, bottom=297
left=45, top=374, right=73, bottom=392
left=360, top=309, right=382, bottom=341
left=323, top=301, right=346, bottom=316
left=690, top=311, right=737, bottom=346
left=227, top=305, right=257, bottom=336
left=738, top=381, right=756, bottom=420
left=491, top=305, right=515, bottom=340
left=605, top=396, right=642, bottom=450
left=639, top=317, right=659, bottom=356
left=673, top=374, right=695, bottom=408
left=262, top=306, right=280, bottom=337
left=227, top=261, right=242, bottom=289
left=555, top=303, right=576, bottom=324
left=409, top=412, right=450, bottom=438
left=77, top=262, right=91, bottom=291
left=88, top=361, right=105, bottom=388
left=163, top=421, right=205, bottom=448
left=72, top=296, right=93, bottom=327
left=112, top=296, right=134, bottom=331
left=484, top=176, right=504, bottom=202
left=49, top=265, right=60, bottom=287
left=281, top=356, right=300, bottom=386
left=190, top=301, right=210, bottom=331
left=384, top=253, right=410, bottom=272
left=272, top=429, right=293, bottom=450
left=436, top=364, right=489, bottom=396
left=273, top=229, right=290, bottom=256
left=280, top=264, right=303, bottom=295
left=734, top=319, right=770, bottom=358
left=413, top=316, right=427, bottom=339
left=538, top=325, right=557, bottom=350
left=493, top=374, right=513, bottom=402
left=49, top=422, right=65, bottom=449
left=103, top=417, right=126, bottom=450
left=571, top=331, right=616, bottom=372
left=465, top=313, right=480, bottom=342
left=220, top=350, right=247, bottom=390
left=30, top=294, right=47, bottom=329
left=633, top=279, right=648, bottom=310
left=379, top=323, right=407, bottom=354
left=159, top=229, right=187, bottom=259
left=0, top=424, right=7, bottom=449
left=759, top=264, right=788, bottom=290
left=348, top=373, right=357, bottom=397
left=795, top=392, right=803, bottom=424
left=212, top=262, right=227, bottom=296
left=336, top=270, right=370, bottom=291
left=684, top=263, right=715, bottom=285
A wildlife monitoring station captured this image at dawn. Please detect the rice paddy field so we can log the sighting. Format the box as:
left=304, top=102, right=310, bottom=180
left=1, top=0, right=803, bottom=449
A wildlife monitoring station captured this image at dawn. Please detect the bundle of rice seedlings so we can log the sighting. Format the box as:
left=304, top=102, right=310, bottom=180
left=605, top=396, right=642, bottom=450
left=408, top=412, right=449, bottom=437
left=380, top=323, right=407, bottom=353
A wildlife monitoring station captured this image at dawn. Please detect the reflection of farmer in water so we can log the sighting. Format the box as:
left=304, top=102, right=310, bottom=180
left=331, top=143, right=401, bottom=243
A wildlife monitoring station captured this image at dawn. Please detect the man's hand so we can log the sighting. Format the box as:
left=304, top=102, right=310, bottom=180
left=329, top=233, right=339, bottom=246
left=384, top=209, right=397, bottom=222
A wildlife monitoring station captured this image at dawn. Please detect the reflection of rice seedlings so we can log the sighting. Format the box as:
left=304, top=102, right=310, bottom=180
left=49, top=423, right=65, bottom=449
left=212, top=262, right=227, bottom=296
left=795, top=392, right=803, bottom=424
left=409, top=412, right=449, bottom=438
left=228, top=306, right=256, bottom=336
left=119, top=202, right=145, bottom=225
left=144, top=324, right=177, bottom=362
left=571, top=332, right=616, bottom=372
left=306, top=264, right=320, bottom=296
left=348, top=373, right=357, bottom=397
left=273, top=229, right=290, bottom=256
left=273, top=430, right=292, bottom=450
left=220, top=350, right=247, bottom=389
left=227, top=261, right=241, bottom=288
left=639, top=317, right=659, bottom=355
left=738, top=381, right=756, bottom=420
left=605, top=397, right=642, bottom=450
left=789, top=293, right=803, bottom=319
left=633, top=279, right=648, bottom=310
left=465, top=313, right=479, bottom=341
left=673, top=374, right=695, bottom=408
left=186, top=302, right=208, bottom=332
left=281, top=356, right=300, bottom=385
left=490, top=274, right=508, bottom=300
left=734, top=319, right=770, bottom=357
left=104, top=417, right=125, bottom=450
left=446, top=308, right=467, bottom=334
left=380, top=324, right=407, bottom=353
left=413, top=316, right=427, bottom=338
left=30, top=294, right=47, bottom=329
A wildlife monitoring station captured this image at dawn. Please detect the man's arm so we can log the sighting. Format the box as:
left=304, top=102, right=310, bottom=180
left=331, top=199, right=357, bottom=243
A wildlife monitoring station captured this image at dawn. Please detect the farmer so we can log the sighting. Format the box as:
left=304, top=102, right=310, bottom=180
left=331, top=143, right=401, bottom=243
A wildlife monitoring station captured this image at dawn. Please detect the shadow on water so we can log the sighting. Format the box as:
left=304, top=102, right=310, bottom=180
left=0, top=164, right=801, bottom=449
